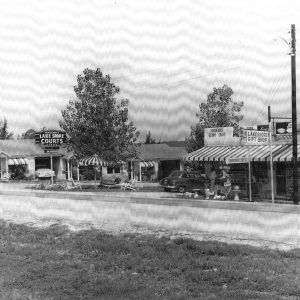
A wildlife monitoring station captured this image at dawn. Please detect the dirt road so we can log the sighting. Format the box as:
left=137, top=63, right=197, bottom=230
left=0, top=185, right=299, bottom=251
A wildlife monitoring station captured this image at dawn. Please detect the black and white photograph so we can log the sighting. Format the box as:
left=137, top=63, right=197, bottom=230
left=0, top=0, right=299, bottom=298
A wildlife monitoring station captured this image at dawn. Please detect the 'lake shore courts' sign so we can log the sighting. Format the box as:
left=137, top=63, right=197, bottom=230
left=35, top=130, right=67, bottom=152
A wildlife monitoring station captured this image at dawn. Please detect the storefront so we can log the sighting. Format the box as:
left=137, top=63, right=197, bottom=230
left=0, top=139, right=69, bottom=181
left=129, top=144, right=187, bottom=182
left=183, top=127, right=300, bottom=201
left=183, top=145, right=277, bottom=199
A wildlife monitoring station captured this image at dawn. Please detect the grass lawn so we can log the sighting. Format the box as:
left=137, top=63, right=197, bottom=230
left=0, top=221, right=298, bottom=300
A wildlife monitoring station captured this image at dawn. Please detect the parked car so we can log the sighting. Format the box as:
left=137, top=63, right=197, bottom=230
left=35, top=168, right=55, bottom=179
left=159, top=170, right=209, bottom=193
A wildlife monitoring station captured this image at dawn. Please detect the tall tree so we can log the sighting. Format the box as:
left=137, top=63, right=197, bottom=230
left=59, top=68, right=140, bottom=161
left=145, top=131, right=160, bottom=144
left=186, top=85, right=244, bottom=152
left=0, top=118, right=13, bottom=140
left=21, top=129, right=35, bottom=139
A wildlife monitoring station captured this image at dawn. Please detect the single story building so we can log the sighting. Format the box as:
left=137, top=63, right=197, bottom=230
left=183, top=126, right=300, bottom=201
left=129, top=143, right=187, bottom=182
left=0, top=139, right=70, bottom=180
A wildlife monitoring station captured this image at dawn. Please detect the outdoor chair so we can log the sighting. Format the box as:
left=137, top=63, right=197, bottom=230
left=67, top=178, right=82, bottom=190
left=121, top=179, right=139, bottom=191
left=101, top=178, right=124, bottom=191
left=213, top=184, right=231, bottom=200
left=0, top=173, right=10, bottom=182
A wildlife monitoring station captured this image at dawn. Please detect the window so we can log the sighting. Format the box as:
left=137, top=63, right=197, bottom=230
left=107, top=166, right=120, bottom=174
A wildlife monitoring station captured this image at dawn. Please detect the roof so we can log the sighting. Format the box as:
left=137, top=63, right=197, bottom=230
left=0, top=139, right=68, bottom=157
left=183, top=145, right=290, bottom=162
left=161, top=141, right=186, bottom=147
left=136, top=144, right=187, bottom=161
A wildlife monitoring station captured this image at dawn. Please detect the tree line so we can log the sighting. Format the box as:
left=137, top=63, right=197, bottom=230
left=4, top=67, right=244, bottom=160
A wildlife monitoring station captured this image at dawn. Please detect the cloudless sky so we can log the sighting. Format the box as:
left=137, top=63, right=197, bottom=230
left=0, top=0, right=299, bottom=140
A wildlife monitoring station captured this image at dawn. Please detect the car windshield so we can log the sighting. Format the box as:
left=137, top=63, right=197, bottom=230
left=169, top=171, right=181, bottom=177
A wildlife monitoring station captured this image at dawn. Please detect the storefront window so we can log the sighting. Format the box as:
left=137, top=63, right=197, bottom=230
left=107, top=166, right=121, bottom=174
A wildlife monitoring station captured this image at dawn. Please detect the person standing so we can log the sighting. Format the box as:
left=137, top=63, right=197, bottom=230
left=210, top=167, right=217, bottom=190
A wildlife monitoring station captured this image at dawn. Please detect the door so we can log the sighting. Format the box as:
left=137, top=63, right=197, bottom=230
left=276, top=163, right=287, bottom=195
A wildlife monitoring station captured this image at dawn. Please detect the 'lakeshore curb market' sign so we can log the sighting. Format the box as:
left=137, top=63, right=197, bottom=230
left=35, top=130, right=67, bottom=152
left=204, top=127, right=234, bottom=146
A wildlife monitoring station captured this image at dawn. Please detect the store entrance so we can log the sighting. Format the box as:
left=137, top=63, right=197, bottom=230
left=276, top=163, right=287, bottom=195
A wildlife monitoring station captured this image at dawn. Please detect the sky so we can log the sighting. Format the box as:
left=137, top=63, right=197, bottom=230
left=0, top=0, right=299, bottom=141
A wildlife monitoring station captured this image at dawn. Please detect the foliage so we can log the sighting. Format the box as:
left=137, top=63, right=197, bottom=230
left=185, top=124, right=205, bottom=153
left=0, top=118, right=13, bottom=139
left=21, top=129, right=35, bottom=139
left=145, top=131, right=160, bottom=144
left=60, top=68, right=140, bottom=161
left=186, top=85, right=244, bottom=152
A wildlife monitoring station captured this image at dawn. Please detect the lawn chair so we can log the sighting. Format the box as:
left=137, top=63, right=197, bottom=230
left=213, top=184, right=231, bottom=200
left=67, top=178, right=82, bottom=190
left=121, top=179, right=139, bottom=191
left=101, top=178, right=124, bottom=191
left=0, top=173, right=10, bottom=182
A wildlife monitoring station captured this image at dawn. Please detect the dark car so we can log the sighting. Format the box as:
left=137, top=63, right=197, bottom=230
left=159, top=170, right=209, bottom=193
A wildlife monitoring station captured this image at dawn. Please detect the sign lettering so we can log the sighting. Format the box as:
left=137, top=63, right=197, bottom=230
left=35, top=130, right=67, bottom=150
left=241, top=129, right=269, bottom=145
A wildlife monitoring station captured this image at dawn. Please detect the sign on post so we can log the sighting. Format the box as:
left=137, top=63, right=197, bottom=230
left=35, top=130, right=67, bottom=153
left=273, top=122, right=293, bottom=143
left=241, top=129, right=269, bottom=145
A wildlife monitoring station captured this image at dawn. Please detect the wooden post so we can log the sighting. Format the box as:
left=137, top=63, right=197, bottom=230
left=248, top=147, right=252, bottom=202
left=67, top=158, right=70, bottom=180
left=268, top=106, right=275, bottom=204
left=291, top=24, right=298, bottom=204
left=50, top=155, right=53, bottom=185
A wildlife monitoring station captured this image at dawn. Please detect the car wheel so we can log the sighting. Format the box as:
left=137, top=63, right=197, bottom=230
left=178, top=186, right=186, bottom=193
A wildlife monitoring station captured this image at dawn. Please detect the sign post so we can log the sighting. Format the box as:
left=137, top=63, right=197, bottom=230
left=35, top=130, right=67, bottom=183
left=248, top=147, right=252, bottom=202
left=268, top=107, right=275, bottom=204
left=50, top=155, right=53, bottom=185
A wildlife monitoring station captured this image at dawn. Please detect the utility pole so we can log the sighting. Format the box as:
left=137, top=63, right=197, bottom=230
left=291, top=24, right=298, bottom=204
left=268, top=106, right=275, bottom=204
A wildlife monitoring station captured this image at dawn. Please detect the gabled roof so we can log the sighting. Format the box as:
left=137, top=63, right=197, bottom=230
left=136, top=143, right=187, bottom=161
left=0, top=139, right=68, bottom=157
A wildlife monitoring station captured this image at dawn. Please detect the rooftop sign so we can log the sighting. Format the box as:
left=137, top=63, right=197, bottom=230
left=204, top=127, right=235, bottom=146
left=35, top=130, right=67, bottom=152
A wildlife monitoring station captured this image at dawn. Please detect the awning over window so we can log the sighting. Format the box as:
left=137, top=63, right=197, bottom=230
left=8, top=158, right=28, bottom=165
left=183, top=145, right=289, bottom=162
left=272, top=144, right=300, bottom=162
left=140, top=161, right=155, bottom=167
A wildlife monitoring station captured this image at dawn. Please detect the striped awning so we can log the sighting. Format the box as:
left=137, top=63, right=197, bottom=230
left=79, top=154, right=108, bottom=166
left=140, top=161, right=155, bottom=167
left=272, top=144, right=300, bottom=162
left=8, top=158, right=28, bottom=165
left=183, top=145, right=289, bottom=162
